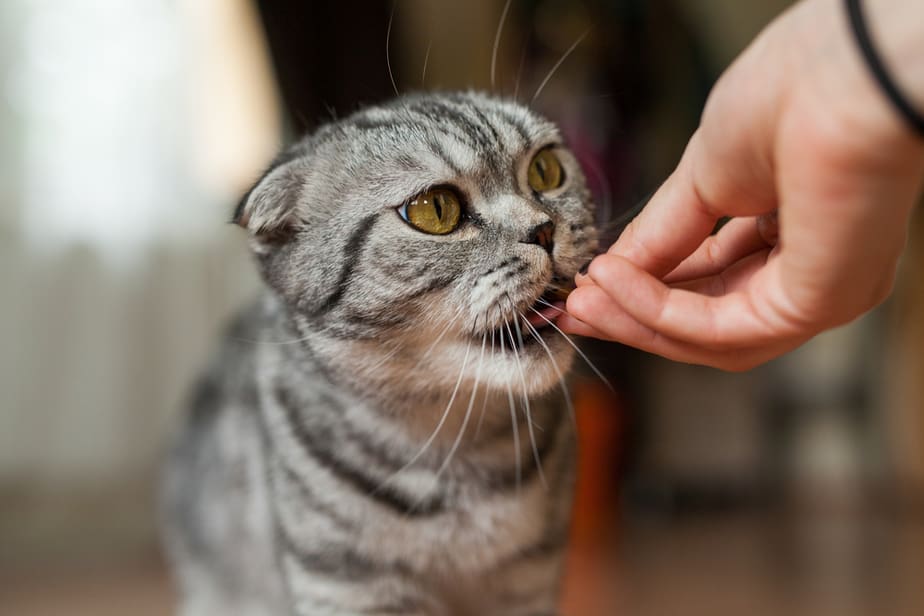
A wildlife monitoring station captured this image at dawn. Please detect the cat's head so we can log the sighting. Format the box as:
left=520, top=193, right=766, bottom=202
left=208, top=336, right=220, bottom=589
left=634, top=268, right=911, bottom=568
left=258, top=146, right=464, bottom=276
left=236, top=92, right=597, bottom=398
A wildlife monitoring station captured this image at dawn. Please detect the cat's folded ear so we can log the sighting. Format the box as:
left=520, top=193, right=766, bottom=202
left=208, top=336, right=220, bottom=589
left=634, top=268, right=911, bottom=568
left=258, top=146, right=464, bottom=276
left=233, top=155, right=304, bottom=247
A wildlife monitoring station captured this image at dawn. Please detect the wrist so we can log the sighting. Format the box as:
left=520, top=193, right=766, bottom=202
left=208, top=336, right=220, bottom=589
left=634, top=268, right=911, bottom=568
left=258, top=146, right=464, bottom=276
left=861, top=0, right=924, bottom=114
left=797, top=0, right=924, bottom=165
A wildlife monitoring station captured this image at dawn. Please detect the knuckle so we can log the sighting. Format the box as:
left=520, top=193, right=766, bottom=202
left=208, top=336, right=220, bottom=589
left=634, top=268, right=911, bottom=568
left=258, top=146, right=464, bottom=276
left=704, top=236, right=723, bottom=267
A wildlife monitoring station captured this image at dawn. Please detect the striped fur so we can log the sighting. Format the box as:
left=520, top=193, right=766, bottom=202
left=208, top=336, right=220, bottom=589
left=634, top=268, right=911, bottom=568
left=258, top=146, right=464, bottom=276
left=162, top=92, right=598, bottom=615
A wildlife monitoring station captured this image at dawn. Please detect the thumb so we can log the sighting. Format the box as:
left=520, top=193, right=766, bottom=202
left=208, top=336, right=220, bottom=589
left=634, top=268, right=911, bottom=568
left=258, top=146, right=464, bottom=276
left=607, top=133, right=718, bottom=278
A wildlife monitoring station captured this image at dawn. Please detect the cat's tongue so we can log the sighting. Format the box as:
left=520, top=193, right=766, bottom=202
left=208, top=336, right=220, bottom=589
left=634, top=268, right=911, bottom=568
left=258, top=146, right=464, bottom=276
left=526, top=301, right=566, bottom=329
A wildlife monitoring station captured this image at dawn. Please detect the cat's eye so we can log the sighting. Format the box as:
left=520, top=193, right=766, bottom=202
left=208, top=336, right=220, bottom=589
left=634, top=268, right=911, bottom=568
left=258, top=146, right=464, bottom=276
left=527, top=149, right=565, bottom=193
left=398, top=187, right=463, bottom=235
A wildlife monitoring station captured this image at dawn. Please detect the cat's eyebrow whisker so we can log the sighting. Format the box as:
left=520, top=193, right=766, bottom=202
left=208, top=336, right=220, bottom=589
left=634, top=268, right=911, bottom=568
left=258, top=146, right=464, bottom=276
left=498, top=322, right=522, bottom=491
left=578, top=152, right=615, bottom=225
left=521, top=315, right=576, bottom=431
left=374, top=338, right=473, bottom=495
left=593, top=193, right=653, bottom=241
left=528, top=306, right=614, bottom=392
left=532, top=29, right=590, bottom=104
left=491, top=0, right=513, bottom=90
left=421, top=39, right=432, bottom=87
left=386, top=1, right=399, bottom=96
left=513, top=41, right=528, bottom=102
left=507, top=316, right=546, bottom=489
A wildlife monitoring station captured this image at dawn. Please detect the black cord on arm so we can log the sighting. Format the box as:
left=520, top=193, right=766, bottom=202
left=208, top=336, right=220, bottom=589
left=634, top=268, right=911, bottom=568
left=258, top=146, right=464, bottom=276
left=845, top=0, right=924, bottom=138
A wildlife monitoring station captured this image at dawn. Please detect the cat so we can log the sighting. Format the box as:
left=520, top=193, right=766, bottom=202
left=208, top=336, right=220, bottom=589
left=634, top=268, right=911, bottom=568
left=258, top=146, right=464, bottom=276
left=161, top=91, right=598, bottom=616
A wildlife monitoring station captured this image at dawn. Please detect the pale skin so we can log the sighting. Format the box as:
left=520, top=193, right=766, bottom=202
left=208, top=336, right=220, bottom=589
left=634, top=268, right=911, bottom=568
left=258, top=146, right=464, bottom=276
left=560, top=0, right=924, bottom=371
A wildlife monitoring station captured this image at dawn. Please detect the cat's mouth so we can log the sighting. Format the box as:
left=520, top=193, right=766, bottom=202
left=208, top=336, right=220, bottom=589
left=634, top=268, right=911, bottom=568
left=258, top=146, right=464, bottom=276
left=488, top=284, right=572, bottom=352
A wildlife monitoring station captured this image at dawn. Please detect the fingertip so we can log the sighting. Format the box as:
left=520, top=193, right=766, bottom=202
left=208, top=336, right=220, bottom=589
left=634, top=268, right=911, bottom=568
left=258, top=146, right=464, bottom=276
left=564, top=284, right=600, bottom=321
left=566, top=284, right=635, bottom=332
left=574, top=256, right=597, bottom=288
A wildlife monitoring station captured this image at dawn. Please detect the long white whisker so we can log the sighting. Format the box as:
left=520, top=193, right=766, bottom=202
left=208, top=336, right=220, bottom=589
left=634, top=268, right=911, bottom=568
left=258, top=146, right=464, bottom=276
left=360, top=339, right=407, bottom=375
left=434, top=333, right=486, bottom=479
left=532, top=29, right=589, bottom=104
left=534, top=297, right=568, bottom=314
left=418, top=304, right=467, bottom=364
left=374, top=337, right=472, bottom=493
left=362, top=304, right=466, bottom=382
left=378, top=305, right=463, bottom=387
left=507, top=319, right=546, bottom=488
left=386, top=1, right=399, bottom=96
left=521, top=316, right=575, bottom=430
left=475, top=327, right=496, bottom=439
left=529, top=306, right=614, bottom=392
left=499, top=324, right=522, bottom=490
left=491, top=0, right=513, bottom=90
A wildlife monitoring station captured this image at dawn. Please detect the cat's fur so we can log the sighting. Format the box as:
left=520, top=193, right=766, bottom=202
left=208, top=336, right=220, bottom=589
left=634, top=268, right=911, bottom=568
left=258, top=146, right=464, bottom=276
left=162, top=91, right=598, bottom=616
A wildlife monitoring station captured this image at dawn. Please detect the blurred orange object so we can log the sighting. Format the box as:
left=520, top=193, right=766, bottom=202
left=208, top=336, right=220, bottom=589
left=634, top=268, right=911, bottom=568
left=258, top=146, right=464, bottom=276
left=559, top=378, right=625, bottom=615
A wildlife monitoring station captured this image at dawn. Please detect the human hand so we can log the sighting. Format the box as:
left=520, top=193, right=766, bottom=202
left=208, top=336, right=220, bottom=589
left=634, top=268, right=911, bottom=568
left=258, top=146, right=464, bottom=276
left=560, top=0, right=924, bottom=370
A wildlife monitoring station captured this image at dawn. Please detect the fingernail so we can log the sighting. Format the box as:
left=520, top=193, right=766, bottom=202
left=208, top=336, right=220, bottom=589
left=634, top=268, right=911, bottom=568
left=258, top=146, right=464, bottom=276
left=578, top=259, right=592, bottom=276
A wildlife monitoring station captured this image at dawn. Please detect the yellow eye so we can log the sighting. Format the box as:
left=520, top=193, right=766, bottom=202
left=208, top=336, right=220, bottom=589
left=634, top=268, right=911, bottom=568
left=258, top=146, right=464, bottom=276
left=527, top=148, right=565, bottom=192
left=399, top=187, right=462, bottom=235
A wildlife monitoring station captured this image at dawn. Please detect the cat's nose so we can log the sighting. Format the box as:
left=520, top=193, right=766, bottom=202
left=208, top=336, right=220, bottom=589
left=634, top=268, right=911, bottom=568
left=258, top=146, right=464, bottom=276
left=522, top=220, right=555, bottom=255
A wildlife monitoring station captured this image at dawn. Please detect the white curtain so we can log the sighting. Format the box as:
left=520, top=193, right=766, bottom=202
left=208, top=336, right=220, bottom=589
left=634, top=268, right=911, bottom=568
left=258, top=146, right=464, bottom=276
left=0, top=0, right=278, bottom=519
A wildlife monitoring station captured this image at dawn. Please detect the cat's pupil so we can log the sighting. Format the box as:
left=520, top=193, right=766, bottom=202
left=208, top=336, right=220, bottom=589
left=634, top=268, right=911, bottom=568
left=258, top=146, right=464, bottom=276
left=535, top=159, right=547, bottom=182
left=433, top=195, right=443, bottom=220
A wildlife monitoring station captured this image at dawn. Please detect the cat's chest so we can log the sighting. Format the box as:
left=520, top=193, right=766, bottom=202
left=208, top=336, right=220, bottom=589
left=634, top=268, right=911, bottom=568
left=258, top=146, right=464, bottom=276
left=351, top=477, right=554, bottom=574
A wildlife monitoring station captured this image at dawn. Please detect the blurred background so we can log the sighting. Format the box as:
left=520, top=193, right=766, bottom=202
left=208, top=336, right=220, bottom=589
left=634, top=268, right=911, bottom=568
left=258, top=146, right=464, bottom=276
left=2, top=0, right=923, bottom=614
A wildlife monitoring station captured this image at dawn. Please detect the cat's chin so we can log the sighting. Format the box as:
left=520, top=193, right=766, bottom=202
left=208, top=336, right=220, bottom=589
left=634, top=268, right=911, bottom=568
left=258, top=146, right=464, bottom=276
left=473, top=334, right=576, bottom=397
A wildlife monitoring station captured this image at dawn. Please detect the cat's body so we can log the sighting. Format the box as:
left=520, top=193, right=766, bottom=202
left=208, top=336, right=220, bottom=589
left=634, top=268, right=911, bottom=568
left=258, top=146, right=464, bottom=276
left=163, top=92, right=597, bottom=616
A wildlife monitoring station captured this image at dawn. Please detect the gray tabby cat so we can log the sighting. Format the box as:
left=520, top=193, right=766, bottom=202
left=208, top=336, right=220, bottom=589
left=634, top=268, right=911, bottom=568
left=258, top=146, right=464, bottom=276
left=162, top=91, right=598, bottom=616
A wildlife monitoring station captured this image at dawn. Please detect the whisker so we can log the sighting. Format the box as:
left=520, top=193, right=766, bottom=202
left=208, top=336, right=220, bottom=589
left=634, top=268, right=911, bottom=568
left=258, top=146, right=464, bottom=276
left=506, top=317, right=546, bottom=488
left=540, top=282, right=575, bottom=295
left=386, top=1, right=399, bottom=96
left=579, top=152, right=614, bottom=227
left=499, top=322, right=522, bottom=490
left=360, top=339, right=407, bottom=375
left=491, top=0, right=513, bottom=90
left=434, top=333, right=487, bottom=479
left=418, top=303, right=467, bottom=363
left=229, top=334, right=310, bottom=346
left=378, top=304, right=464, bottom=383
left=534, top=297, right=568, bottom=314
left=532, top=29, right=590, bottom=104
left=528, top=306, right=615, bottom=392
left=421, top=39, right=432, bottom=87
left=594, top=191, right=654, bottom=243
left=474, top=328, right=496, bottom=439
left=322, top=101, right=338, bottom=121
left=374, top=338, right=473, bottom=494
left=521, top=315, right=576, bottom=430
left=512, top=39, right=529, bottom=102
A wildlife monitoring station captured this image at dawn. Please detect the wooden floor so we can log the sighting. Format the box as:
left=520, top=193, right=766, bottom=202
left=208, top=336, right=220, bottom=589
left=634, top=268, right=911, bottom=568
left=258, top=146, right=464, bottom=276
left=3, top=510, right=923, bottom=616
